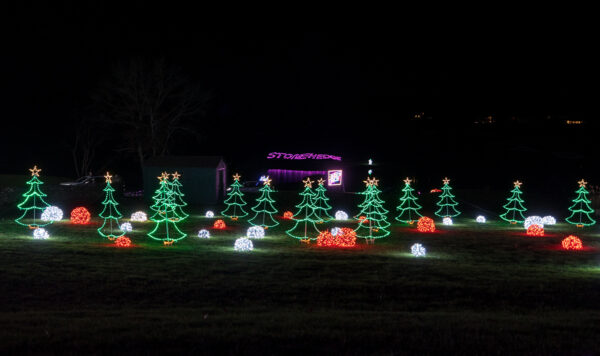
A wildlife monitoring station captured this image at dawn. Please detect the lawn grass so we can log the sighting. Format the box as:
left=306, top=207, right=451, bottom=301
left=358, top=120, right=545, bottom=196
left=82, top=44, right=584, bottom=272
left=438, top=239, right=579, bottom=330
left=1, top=209, right=599, bottom=355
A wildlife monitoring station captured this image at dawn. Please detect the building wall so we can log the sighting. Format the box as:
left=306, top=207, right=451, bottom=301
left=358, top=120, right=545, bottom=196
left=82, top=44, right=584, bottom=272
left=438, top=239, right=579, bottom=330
left=143, top=167, right=219, bottom=206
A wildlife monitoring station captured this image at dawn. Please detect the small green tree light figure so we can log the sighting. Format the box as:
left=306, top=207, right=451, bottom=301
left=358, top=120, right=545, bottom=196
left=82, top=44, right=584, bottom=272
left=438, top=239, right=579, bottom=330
left=97, top=172, right=125, bottom=240
left=221, top=173, right=249, bottom=220
left=499, top=180, right=527, bottom=224
left=15, top=165, right=52, bottom=228
left=566, top=179, right=596, bottom=227
left=148, top=172, right=187, bottom=245
left=286, top=178, right=321, bottom=242
left=312, top=178, right=333, bottom=222
left=355, top=177, right=391, bottom=242
left=395, top=177, right=422, bottom=224
left=435, top=177, right=461, bottom=218
left=169, top=171, right=189, bottom=221
left=248, top=177, right=279, bottom=228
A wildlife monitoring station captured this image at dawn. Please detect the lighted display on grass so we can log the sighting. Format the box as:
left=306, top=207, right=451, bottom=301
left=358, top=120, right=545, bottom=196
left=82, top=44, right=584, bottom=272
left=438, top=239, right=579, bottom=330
left=148, top=172, right=187, bottom=245
left=247, top=226, right=265, bottom=239
left=411, top=243, right=426, bottom=257
left=316, top=228, right=356, bottom=247
left=248, top=177, right=280, bottom=228
left=41, top=206, right=63, bottom=222
left=130, top=211, right=147, bottom=222
left=335, top=211, right=348, bottom=220
left=286, top=178, right=321, bottom=241
left=417, top=216, right=435, bottom=232
left=169, top=172, right=189, bottom=221
left=283, top=211, right=294, bottom=219
left=476, top=215, right=486, bottom=223
left=313, top=178, right=333, bottom=222
left=221, top=173, right=249, bottom=220
left=15, top=166, right=52, bottom=228
left=213, top=219, right=226, bottom=229
left=542, top=216, right=556, bottom=225
left=120, top=222, right=133, bottom=232
left=355, top=177, right=391, bottom=241
left=71, top=207, right=91, bottom=224
left=115, top=236, right=131, bottom=247
left=566, top=179, right=596, bottom=227
left=443, top=217, right=453, bottom=225
left=395, top=177, right=422, bottom=224
left=97, top=172, right=125, bottom=240
left=33, top=228, right=49, bottom=240
left=205, top=211, right=215, bottom=218
left=526, top=224, right=544, bottom=236
left=524, top=216, right=544, bottom=230
left=197, top=229, right=210, bottom=238
left=435, top=177, right=461, bottom=218
left=561, top=235, right=583, bottom=250
left=500, top=180, right=526, bottom=224
left=234, top=237, right=253, bottom=251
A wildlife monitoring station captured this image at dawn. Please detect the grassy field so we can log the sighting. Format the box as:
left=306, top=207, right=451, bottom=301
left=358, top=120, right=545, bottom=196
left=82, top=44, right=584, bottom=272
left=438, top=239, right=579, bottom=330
left=1, top=207, right=599, bottom=355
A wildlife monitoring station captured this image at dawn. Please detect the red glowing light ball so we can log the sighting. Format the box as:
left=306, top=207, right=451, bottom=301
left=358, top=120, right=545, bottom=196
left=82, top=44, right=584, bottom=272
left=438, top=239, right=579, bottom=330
left=213, top=219, right=226, bottom=229
left=283, top=211, right=294, bottom=219
left=70, top=207, right=91, bottom=224
left=358, top=215, right=369, bottom=224
left=562, top=235, right=583, bottom=250
left=317, top=228, right=357, bottom=247
left=526, top=224, right=544, bottom=236
left=115, top=236, right=131, bottom=247
left=417, top=216, right=436, bottom=233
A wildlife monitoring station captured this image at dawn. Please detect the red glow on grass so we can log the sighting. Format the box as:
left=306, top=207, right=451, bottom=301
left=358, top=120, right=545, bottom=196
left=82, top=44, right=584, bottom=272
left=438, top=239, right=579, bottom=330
left=115, top=236, right=131, bottom=247
left=562, top=235, right=583, bottom=250
left=526, top=224, right=544, bottom=236
left=213, top=219, right=226, bottom=229
left=317, top=228, right=356, bottom=247
left=417, top=216, right=436, bottom=233
left=283, top=211, right=294, bottom=219
left=70, top=207, right=91, bottom=224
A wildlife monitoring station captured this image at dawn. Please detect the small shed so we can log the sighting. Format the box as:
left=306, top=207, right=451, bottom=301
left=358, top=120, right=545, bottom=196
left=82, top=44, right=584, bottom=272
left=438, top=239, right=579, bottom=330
left=143, top=156, right=227, bottom=205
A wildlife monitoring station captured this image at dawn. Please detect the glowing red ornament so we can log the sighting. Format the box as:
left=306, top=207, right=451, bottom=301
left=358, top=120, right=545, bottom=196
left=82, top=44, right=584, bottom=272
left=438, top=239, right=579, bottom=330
left=70, top=207, right=91, bottom=224
left=526, top=224, right=544, bottom=236
left=213, top=219, right=226, bottom=229
left=561, top=235, right=583, bottom=250
left=115, top=236, right=131, bottom=247
left=317, top=227, right=356, bottom=247
left=417, top=216, right=435, bottom=233
left=358, top=215, right=369, bottom=223
left=283, top=211, right=294, bottom=219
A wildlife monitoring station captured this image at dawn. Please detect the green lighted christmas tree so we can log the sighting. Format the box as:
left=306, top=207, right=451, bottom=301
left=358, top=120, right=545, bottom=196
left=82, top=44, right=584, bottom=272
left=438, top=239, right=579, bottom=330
left=312, top=178, right=333, bottom=222
left=355, top=177, right=391, bottom=241
left=221, top=173, right=249, bottom=220
left=566, top=179, right=596, bottom=227
left=286, top=178, right=321, bottom=241
left=248, top=177, right=279, bottom=228
left=97, top=172, right=125, bottom=240
left=169, top=171, right=189, bottom=221
left=15, top=165, right=52, bottom=228
left=148, top=173, right=187, bottom=245
left=499, top=180, right=527, bottom=224
left=434, top=177, right=461, bottom=218
left=395, top=177, right=422, bottom=223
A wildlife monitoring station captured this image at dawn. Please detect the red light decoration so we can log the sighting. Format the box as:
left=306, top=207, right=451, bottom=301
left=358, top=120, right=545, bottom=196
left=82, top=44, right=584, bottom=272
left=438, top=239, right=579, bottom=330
left=358, top=215, right=369, bottom=223
left=317, top=228, right=357, bottom=247
left=283, top=211, right=294, bottom=219
left=562, top=235, right=583, bottom=250
left=417, top=216, right=435, bottom=233
left=115, top=236, right=131, bottom=247
left=213, top=219, right=226, bottom=229
left=70, top=207, right=91, bottom=224
left=526, top=224, right=544, bottom=236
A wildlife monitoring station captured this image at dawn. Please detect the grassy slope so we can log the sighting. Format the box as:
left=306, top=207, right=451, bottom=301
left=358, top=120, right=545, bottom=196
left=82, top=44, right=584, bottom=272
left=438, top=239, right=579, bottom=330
left=1, top=209, right=600, bottom=355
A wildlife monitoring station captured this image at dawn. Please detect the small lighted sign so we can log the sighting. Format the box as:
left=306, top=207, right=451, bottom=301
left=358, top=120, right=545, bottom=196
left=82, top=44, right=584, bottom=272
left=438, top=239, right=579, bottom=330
left=328, top=170, right=343, bottom=186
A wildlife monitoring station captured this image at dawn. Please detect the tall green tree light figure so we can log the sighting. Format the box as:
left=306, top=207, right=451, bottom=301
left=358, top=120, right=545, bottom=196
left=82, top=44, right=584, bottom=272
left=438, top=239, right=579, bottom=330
left=499, top=180, right=527, bottom=224
left=97, top=172, right=125, bottom=240
left=395, top=177, right=422, bottom=224
left=312, top=178, right=333, bottom=222
left=286, top=178, right=321, bottom=242
left=169, top=171, right=189, bottom=221
left=355, top=177, right=391, bottom=242
left=221, top=173, right=249, bottom=220
left=566, top=179, right=596, bottom=227
left=148, top=172, right=187, bottom=245
left=248, top=177, right=279, bottom=228
left=15, top=165, right=52, bottom=228
left=434, top=177, right=461, bottom=218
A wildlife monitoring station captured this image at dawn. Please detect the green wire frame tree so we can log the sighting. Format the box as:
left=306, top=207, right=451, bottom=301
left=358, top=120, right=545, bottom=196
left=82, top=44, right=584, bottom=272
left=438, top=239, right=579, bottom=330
left=286, top=178, right=321, bottom=241
left=312, top=178, right=333, bottom=222
left=499, top=180, right=527, bottom=224
left=434, top=177, right=461, bottom=218
left=148, top=172, right=187, bottom=245
left=566, top=179, right=596, bottom=227
left=97, top=172, right=125, bottom=240
left=355, top=177, right=391, bottom=242
left=221, top=173, right=249, bottom=220
left=248, top=177, right=279, bottom=228
left=15, top=165, right=52, bottom=228
left=395, top=177, right=422, bottom=224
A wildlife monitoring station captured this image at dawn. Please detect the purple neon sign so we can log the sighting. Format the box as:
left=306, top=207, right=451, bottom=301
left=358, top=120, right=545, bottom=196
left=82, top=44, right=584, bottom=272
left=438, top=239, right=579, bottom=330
left=267, top=152, right=342, bottom=161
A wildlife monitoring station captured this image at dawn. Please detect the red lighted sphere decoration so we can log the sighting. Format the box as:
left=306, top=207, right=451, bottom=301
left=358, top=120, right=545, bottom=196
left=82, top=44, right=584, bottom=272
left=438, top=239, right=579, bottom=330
left=115, top=236, right=131, bottom=247
left=283, top=211, right=294, bottom=219
left=70, top=207, right=91, bottom=224
left=417, top=216, right=436, bottom=233
left=317, top=228, right=357, bottom=247
left=526, top=224, right=544, bottom=236
left=213, top=219, right=226, bottom=229
left=562, top=235, right=583, bottom=250
left=358, top=215, right=369, bottom=223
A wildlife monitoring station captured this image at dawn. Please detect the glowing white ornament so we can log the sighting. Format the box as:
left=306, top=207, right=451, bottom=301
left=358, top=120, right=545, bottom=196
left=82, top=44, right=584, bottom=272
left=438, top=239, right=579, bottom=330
left=130, top=211, right=147, bottom=222
left=246, top=226, right=265, bottom=239
left=234, top=237, right=253, bottom=251
left=197, top=229, right=210, bottom=239
left=476, top=215, right=486, bottom=223
left=41, top=206, right=63, bottom=221
left=524, top=216, right=544, bottom=229
left=33, top=228, right=49, bottom=240
left=542, top=216, right=556, bottom=225
left=335, top=211, right=348, bottom=220
left=331, top=227, right=341, bottom=236
left=120, top=222, right=133, bottom=232
left=443, top=217, right=453, bottom=225
left=205, top=211, right=215, bottom=218
left=411, top=243, right=426, bottom=257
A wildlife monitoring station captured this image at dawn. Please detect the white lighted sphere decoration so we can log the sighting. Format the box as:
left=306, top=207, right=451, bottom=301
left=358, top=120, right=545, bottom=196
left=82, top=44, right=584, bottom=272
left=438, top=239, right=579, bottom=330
left=410, top=243, right=426, bottom=257
left=335, top=210, right=348, bottom=220
left=197, top=229, right=210, bottom=239
left=234, top=237, right=253, bottom=251
left=120, top=222, right=133, bottom=232
left=442, top=217, right=453, bottom=225
left=130, top=211, right=147, bottom=222
left=524, top=216, right=544, bottom=229
left=205, top=211, right=215, bottom=218
left=331, top=227, right=341, bottom=236
left=476, top=215, right=486, bottom=223
left=41, top=206, right=63, bottom=222
left=542, top=216, right=556, bottom=225
left=246, top=226, right=265, bottom=239
left=33, top=228, right=49, bottom=240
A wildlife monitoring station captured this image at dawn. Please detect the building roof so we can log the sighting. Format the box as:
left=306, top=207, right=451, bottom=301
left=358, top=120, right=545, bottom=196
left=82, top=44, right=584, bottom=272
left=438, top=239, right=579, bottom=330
left=144, top=156, right=225, bottom=168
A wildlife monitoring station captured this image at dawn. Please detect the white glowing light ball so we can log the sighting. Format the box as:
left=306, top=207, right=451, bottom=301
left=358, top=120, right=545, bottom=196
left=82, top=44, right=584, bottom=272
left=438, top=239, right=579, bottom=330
left=120, top=222, right=133, bottom=232
left=443, top=217, right=453, bottom=225
left=331, top=227, right=341, bottom=236
left=246, top=226, right=265, bottom=239
left=205, top=211, right=215, bottom=218
left=476, top=215, right=486, bottom=223
left=197, top=229, right=210, bottom=239
left=335, top=211, right=348, bottom=220
left=411, top=243, right=426, bottom=257
left=524, top=216, right=544, bottom=229
left=33, top=228, right=49, bottom=240
left=542, top=216, right=556, bottom=225
left=130, top=211, right=147, bottom=222
left=41, top=206, right=63, bottom=221
left=234, top=237, right=253, bottom=251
